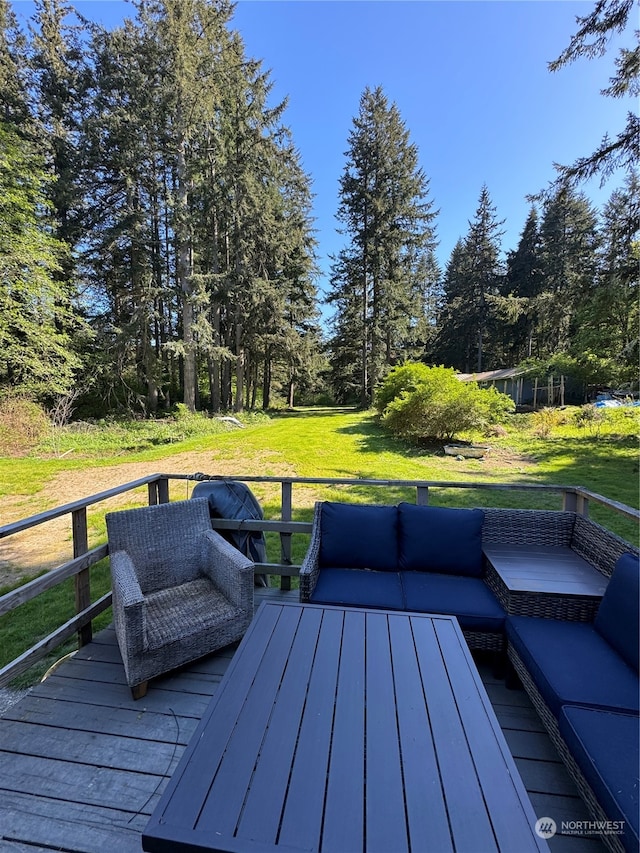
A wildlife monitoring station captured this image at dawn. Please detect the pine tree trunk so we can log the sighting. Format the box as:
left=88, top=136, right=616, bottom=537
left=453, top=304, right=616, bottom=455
left=177, top=131, right=196, bottom=412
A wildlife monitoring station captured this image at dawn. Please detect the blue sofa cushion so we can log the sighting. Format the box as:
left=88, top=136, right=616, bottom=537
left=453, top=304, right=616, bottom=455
left=559, top=706, right=639, bottom=850
left=398, top=503, right=484, bottom=577
left=507, top=616, right=640, bottom=717
left=309, top=568, right=405, bottom=611
left=594, top=553, right=640, bottom=673
left=401, top=571, right=505, bottom=632
left=319, top=502, right=398, bottom=571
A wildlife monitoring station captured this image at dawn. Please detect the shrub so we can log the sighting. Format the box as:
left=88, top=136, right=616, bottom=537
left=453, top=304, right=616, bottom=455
left=0, top=396, right=50, bottom=456
left=375, top=363, right=432, bottom=414
left=531, top=407, right=568, bottom=438
left=378, top=365, right=514, bottom=441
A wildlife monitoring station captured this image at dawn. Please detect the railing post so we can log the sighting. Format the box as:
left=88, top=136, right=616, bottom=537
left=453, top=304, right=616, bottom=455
left=280, top=481, right=293, bottom=591
left=148, top=477, right=170, bottom=506
left=563, top=490, right=590, bottom=517
left=416, top=486, right=429, bottom=506
left=72, top=507, right=92, bottom=647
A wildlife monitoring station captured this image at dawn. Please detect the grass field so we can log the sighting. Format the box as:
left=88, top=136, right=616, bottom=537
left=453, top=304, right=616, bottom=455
left=1, top=404, right=638, bottom=686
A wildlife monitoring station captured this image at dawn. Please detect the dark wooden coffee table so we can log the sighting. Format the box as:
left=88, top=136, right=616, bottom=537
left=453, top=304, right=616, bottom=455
left=143, top=601, right=547, bottom=852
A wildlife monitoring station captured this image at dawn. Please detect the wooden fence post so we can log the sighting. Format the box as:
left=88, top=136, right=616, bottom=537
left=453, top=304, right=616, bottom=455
left=72, top=507, right=92, bottom=647
left=416, top=486, right=429, bottom=506
left=563, top=491, right=590, bottom=517
left=280, top=481, right=293, bottom=591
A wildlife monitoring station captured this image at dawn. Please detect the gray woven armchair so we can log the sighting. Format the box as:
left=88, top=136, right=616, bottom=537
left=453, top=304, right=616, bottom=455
left=105, top=498, right=254, bottom=699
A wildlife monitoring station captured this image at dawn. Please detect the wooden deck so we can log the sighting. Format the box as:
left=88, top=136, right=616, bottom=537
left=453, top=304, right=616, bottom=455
left=0, top=588, right=606, bottom=853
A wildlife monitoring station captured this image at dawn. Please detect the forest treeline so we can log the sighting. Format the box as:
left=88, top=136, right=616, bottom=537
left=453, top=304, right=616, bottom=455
left=1, top=0, right=637, bottom=417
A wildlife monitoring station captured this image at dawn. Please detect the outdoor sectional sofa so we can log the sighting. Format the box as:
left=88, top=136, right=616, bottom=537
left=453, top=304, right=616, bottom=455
left=507, top=551, right=640, bottom=853
left=299, top=500, right=640, bottom=852
left=299, top=500, right=507, bottom=650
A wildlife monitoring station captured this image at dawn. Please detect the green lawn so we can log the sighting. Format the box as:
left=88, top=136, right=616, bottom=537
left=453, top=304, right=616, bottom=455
left=1, top=404, right=638, bottom=686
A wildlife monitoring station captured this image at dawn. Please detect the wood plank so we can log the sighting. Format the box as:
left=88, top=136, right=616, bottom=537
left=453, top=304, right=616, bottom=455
left=389, top=613, right=452, bottom=852
left=515, top=756, right=580, bottom=797
left=434, top=617, right=544, bottom=852
left=0, top=718, right=185, bottom=775
left=321, top=608, right=366, bottom=852
left=413, top=616, right=499, bottom=852
left=277, top=606, right=343, bottom=851
left=0, top=750, right=165, bottom=815
left=27, top=672, right=213, bottom=717
left=2, top=693, right=201, bottom=744
left=362, top=611, right=408, bottom=853
left=147, top=601, right=288, bottom=836
left=0, top=789, right=147, bottom=853
left=235, top=605, right=323, bottom=845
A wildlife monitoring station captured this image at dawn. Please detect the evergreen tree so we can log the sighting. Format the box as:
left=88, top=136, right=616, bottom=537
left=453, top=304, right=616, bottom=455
left=538, top=188, right=599, bottom=354
left=549, top=0, right=638, bottom=188
left=501, top=206, right=544, bottom=361
left=29, top=0, right=89, bottom=281
left=328, top=86, right=438, bottom=405
left=0, top=122, right=80, bottom=396
left=434, top=186, right=504, bottom=372
left=0, top=0, right=30, bottom=129
left=572, top=172, right=639, bottom=379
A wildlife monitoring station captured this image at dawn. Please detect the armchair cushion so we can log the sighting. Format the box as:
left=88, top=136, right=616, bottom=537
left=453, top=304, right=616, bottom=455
left=594, top=552, right=640, bottom=673
left=310, top=568, right=405, bottom=610
left=507, top=616, right=639, bottom=716
left=145, top=577, right=241, bottom=650
left=401, top=571, right=506, bottom=632
left=319, top=502, right=398, bottom=571
left=398, top=503, right=484, bottom=576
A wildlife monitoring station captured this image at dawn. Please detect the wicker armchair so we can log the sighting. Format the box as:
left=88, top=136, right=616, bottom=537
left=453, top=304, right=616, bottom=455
left=105, top=498, right=254, bottom=699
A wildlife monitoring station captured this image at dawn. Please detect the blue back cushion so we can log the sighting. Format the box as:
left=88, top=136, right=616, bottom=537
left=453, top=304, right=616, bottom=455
left=398, top=503, right=484, bottom=577
left=595, top=553, right=640, bottom=673
left=319, top=502, right=398, bottom=571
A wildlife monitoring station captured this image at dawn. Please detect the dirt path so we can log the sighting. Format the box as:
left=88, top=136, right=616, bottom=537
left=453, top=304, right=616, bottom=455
left=0, top=450, right=295, bottom=587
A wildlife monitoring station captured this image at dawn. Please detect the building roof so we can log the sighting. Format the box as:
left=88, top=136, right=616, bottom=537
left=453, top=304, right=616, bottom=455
left=457, top=368, right=524, bottom=383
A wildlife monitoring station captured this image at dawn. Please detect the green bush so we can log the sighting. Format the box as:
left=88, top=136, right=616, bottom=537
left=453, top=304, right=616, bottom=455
left=377, top=364, right=514, bottom=441
left=375, top=363, right=433, bottom=414
left=0, top=395, right=50, bottom=455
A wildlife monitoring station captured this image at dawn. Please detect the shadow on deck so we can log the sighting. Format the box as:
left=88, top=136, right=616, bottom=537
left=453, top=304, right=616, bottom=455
left=0, top=588, right=605, bottom=853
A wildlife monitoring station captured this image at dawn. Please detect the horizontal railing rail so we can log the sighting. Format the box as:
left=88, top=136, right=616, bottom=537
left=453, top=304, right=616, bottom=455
left=0, top=472, right=637, bottom=687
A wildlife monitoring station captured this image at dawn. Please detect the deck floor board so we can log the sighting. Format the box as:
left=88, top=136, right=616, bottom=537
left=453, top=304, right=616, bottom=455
left=0, top=588, right=606, bottom=853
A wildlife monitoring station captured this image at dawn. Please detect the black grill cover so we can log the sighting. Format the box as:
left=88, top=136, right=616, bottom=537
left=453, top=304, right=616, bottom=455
left=191, top=480, right=268, bottom=586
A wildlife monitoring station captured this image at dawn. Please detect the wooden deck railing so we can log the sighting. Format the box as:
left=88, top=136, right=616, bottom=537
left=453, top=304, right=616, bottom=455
left=0, top=473, right=638, bottom=688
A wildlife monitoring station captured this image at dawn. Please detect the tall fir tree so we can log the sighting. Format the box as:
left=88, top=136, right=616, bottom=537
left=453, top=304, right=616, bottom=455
left=434, top=185, right=504, bottom=372
left=501, top=206, right=544, bottom=362
left=328, top=86, right=438, bottom=405
left=571, top=172, right=639, bottom=379
left=537, top=188, right=599, bottom=355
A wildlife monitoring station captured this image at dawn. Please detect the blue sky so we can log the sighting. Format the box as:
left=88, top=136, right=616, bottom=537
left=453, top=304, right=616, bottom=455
left=12, top=0, right=635, bottom=300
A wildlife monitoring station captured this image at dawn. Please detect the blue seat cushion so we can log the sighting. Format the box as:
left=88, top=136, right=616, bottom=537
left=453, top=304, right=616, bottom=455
left=559, top=706, right=639, bottom=850
left=310, top=568, right=405, bottom=610
left=594, top=553, right=640, bottom=673
left=319, top=502, right=398, bottom=571
left=398, top=503, right=484, bottom=577
left=400, top=571, right=505, bottom=632
left=507, top=616, right=640, bottom=717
